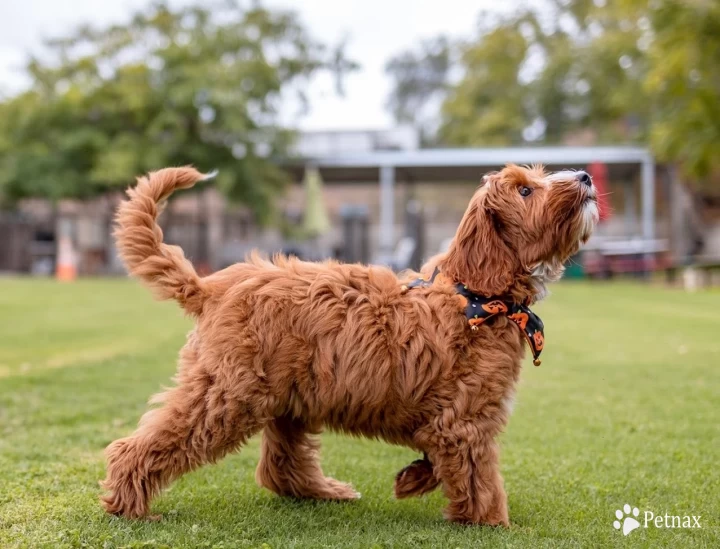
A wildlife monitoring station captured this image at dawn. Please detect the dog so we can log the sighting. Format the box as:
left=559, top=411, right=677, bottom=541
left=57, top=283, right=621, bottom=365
left=101, top=164, right=597, bottom=525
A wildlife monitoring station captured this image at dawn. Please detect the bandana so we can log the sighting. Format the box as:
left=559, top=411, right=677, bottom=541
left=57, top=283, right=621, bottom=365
left=403, top=269, right=545, bottom=366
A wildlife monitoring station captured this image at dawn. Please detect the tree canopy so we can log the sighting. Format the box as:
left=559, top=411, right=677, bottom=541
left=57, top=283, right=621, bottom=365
left=0, top=1, right=355, bottom=219
left=385, top=0, right=720, bottom=186
left=384, top=36, right=452, bottom=144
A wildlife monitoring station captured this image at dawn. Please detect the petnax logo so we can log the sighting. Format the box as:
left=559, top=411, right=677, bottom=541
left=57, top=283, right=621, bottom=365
left=613, top=503, right=701, bottom=536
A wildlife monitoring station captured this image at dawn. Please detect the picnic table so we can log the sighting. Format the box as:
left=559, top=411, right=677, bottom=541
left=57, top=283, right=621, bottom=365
left=582, top=238, right=670, bottom=278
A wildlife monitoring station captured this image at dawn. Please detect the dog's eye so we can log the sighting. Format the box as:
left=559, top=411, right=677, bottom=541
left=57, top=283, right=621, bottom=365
left=519, top=186, right=533, bottom=197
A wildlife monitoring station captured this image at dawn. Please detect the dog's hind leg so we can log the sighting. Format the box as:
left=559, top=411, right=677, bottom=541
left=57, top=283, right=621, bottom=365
left=101, top=362, right=267, bottom=519
left=417, top=421, right=508, bottom=526
left=255, top=415, right=359, bottom=500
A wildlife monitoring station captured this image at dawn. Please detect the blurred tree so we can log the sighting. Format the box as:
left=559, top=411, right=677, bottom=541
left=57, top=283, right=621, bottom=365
left=441, top=23, right=529, bottom=145
left=384, top=36, right=452, bottom=144
left=0, top=1, right=356, bottom=218
left=644, top=0, right=720, bottom=184
left=384, top=1, right=719, bottom=186
left=439, top=2, right=652, bottom=146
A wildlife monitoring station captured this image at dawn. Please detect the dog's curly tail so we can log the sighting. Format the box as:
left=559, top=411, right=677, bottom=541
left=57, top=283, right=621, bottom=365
left=114, top=167, right=216, bottom=316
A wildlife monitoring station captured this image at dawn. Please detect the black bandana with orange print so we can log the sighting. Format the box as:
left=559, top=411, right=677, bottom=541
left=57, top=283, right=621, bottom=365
left=405, top=269, right=545, bottom=366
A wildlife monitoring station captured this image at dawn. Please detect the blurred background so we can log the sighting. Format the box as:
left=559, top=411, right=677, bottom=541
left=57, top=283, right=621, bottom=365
left=0, top=0, right=718, bottom=287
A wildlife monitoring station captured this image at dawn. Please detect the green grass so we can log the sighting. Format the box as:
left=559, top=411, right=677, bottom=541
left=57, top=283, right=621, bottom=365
left=1, top=278, right=718, bottom=548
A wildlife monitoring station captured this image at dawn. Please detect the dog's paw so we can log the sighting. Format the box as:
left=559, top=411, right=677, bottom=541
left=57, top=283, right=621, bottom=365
left=443, top=509, right=510, bottom=527
left=394, top=457, right=440, bottom=499
left=320, top=477, right=361, bottom=500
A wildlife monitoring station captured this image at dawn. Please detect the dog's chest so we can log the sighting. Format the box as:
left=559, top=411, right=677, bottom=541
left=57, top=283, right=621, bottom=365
left=501, top=387, right=517, bottom=417
left=461, top=323, right=524, bottom=413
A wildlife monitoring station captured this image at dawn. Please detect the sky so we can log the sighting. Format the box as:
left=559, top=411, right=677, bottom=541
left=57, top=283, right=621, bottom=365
left=0, top=0, right=514, bottom=131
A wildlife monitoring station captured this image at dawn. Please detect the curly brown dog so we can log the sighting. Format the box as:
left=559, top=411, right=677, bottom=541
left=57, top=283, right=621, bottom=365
left=101, top=164, right=598, bottom=525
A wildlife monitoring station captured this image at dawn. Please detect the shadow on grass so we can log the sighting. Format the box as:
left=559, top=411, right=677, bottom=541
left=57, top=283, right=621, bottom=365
left=92, top=488, right=515, bottom=547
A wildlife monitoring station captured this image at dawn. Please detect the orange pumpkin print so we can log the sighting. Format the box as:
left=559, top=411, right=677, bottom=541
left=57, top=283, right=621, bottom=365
left=533, top=331, right=544, bottom=351
left=481, top=300, right=508, bottom=314
left=508, top=312, right=529, bottom=330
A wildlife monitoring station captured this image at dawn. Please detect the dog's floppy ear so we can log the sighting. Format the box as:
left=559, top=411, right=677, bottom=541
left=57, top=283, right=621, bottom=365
left=440, top=180, right=520, bottom=296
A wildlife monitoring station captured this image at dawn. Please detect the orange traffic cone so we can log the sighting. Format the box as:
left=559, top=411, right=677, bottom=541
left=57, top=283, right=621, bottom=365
left=56, top=234, right=78, bottom=281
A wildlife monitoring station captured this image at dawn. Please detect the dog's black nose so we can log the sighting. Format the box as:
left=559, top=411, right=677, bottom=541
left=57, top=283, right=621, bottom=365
left=576, top=171, right=592, bottom=187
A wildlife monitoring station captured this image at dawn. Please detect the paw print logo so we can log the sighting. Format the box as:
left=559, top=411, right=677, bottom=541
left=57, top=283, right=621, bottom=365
left=614, top=504, right=641, bottom=536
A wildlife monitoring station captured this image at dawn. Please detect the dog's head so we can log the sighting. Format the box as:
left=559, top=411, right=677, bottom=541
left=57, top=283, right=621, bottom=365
left=439, top=164, right=598, bottom=300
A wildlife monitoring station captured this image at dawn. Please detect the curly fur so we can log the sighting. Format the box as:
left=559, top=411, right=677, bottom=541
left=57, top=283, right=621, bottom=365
left=101, top=164, right=597, bottom=525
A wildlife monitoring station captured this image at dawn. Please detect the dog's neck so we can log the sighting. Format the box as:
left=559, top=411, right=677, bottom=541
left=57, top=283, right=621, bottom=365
left=528, top=258, right=568, bottom=302
left=425, top=253, right=543, bottom=305
left=491, top=272, right=539, bottom=305
left=406, top=267, right=546, bottom=365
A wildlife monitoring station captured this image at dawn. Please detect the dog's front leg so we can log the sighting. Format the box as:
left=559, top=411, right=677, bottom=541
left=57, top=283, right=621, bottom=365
left=394, top=454, right=440, bottom=499
left=417, top=422, right=509, bottom=526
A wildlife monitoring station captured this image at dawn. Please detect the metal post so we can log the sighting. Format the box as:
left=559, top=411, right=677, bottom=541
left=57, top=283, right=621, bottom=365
left=641, top=154, right=656, bottom=277
left=641, top=154, right=655, bottom=240
left=624, top=181, right=637, bottom=236
left=379, top=165, right=395, bottom=256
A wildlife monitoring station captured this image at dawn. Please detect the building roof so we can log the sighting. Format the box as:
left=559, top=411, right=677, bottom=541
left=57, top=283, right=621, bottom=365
left=284, top=146, right=653, bottom=183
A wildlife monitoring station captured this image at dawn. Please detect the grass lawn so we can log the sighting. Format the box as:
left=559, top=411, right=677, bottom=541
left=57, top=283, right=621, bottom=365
left=0, top=278, right=718, bottom=548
